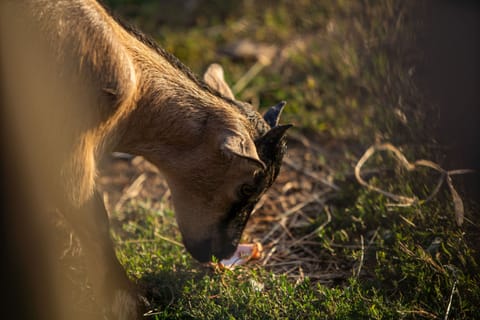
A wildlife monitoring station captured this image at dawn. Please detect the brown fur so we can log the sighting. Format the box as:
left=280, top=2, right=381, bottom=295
left=1, top=1, right=289, bottom=318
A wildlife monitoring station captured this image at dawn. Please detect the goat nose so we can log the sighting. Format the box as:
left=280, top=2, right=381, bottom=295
left=184, top=238, right=212, bottom=263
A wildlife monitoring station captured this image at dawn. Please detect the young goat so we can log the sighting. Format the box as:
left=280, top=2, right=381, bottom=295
left=1, top=0, right=290, bottom=318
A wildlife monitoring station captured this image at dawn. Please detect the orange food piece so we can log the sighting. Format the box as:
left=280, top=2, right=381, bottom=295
left=219, top=242, right=263, bottom=269
left=250, top=242, right=263, bottom=259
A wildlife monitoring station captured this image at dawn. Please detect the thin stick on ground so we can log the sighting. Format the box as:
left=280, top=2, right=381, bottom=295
left=115, top=173, right=147, bottom=211
left=355, top=235, right=364, bottom=278
left=444, top=280, right=457, bottom=320
left=355, top=143, right=476, bottom=225
left=284, top=157, right=340, bottom=191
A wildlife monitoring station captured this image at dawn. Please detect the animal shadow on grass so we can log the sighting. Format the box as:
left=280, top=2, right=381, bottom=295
left=138, top=267, right=208, bottom=313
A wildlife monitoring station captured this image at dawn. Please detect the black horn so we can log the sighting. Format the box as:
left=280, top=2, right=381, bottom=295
left=263, top=101, right=287, bottom=128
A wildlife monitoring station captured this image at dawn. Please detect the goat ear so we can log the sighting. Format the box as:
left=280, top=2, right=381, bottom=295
left=221, top=133, right=266, bottom=170
left=203, top=63, right=235, bottom=100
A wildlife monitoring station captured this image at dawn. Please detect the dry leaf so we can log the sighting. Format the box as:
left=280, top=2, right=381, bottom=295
left=446, top=175, right=464, bottom=226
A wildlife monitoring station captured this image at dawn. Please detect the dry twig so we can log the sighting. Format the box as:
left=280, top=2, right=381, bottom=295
left=355, top=143, right=475, bottom=226
left=114, top=173, right=147, bottom=211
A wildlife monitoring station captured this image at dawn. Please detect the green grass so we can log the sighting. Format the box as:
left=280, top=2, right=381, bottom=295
left=112, top=192, right=479, bottom=319
left=101, top=0, right=480, bottom=318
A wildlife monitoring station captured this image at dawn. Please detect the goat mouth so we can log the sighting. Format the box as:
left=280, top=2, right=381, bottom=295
left=214, top=244, right=237, bottom=261
left=184, top=238, right=237, bottom=263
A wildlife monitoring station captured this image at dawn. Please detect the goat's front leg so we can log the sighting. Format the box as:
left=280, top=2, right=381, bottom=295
left=65, top=191, right=143, bottom=319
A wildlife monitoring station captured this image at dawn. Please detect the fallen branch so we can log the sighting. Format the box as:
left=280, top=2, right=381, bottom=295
left=354, top=143, right=475, bottom=226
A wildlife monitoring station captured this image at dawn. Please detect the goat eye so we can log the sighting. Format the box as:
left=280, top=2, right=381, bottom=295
left=239, top=184, right=255, bottom=198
